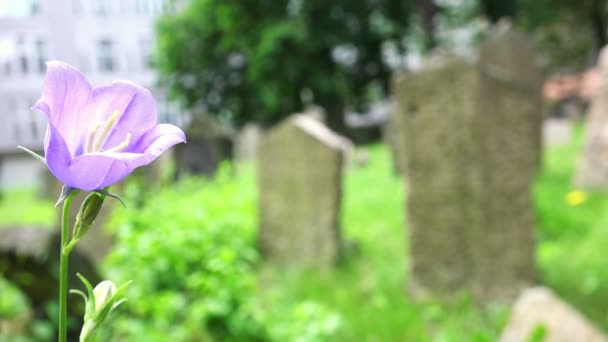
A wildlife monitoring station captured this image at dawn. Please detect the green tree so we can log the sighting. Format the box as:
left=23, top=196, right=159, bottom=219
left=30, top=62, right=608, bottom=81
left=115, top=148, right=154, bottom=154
left=156, top=0, right=412, bottom=133
left=477, top=0, right=608, bottom=70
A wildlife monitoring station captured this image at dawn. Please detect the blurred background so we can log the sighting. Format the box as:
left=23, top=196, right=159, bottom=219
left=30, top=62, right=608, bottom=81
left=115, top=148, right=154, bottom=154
left=1, top=0, right=608, bottom=341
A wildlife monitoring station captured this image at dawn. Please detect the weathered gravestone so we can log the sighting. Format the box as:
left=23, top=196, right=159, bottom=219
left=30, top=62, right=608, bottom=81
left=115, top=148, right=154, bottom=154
left=384, top=103, right=407, bottom=175
left=543, top=118, right=573, bottom=147
left=499, top=287, right=607, bottom=342
left=393, top=23, right=541, bottom=302
left=258, top=114, right=350, bottom=267
left=174, top=114, right=233, bottom=178
left=575, top=46, right=608, bottom=189
left=234, top=123, right=262, bottom=164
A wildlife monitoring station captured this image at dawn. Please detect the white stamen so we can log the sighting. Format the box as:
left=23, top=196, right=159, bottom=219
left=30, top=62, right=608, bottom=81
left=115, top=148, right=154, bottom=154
left=103, top=133, right=132, bottom=153
left=85, top=121, right=103, bottom=153
left=93, top=110, right=120, bottom=152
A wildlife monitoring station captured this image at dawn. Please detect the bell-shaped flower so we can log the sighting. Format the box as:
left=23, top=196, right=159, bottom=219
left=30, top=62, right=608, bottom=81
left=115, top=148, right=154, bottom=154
left=31, top=61, right=186, bottom=191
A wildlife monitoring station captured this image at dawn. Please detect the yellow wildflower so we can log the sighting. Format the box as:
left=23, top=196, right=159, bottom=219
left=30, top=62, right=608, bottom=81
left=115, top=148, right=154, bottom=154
left=566, top=190, right=587, bottom=206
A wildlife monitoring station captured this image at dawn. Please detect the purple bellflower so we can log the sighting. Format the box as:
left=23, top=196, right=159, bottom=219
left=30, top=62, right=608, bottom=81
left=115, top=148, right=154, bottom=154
left=30, top=61, right=186, bottom=191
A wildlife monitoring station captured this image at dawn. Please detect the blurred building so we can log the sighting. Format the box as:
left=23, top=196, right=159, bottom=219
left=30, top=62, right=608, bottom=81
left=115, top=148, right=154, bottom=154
left=0, top=0, right=185, bottom=189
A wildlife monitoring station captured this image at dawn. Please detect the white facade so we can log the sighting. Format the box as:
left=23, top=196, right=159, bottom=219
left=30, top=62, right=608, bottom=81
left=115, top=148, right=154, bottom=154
left=0, top=0, right=185, bottom=189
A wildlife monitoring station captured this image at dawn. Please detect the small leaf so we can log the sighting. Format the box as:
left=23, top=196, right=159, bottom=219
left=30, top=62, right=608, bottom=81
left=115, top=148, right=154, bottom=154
left=76, top=273, right=96, bottom=312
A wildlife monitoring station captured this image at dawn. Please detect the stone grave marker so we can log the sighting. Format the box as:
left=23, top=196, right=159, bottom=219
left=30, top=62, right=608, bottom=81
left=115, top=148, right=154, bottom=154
left=174, top=113, right=232, bottom=178
left=474, top=23, right=542, bottom=301
left=257, top=114, right=350, bottom=267
left=543, top=118, right=573, bottom=147
left=234, top=123, right=261, bottom=163
left=393, top=23, right=542, bottom=302
left=383, top=103, right=407, bottom=175
left=500, top=287, right=607, bottom=342
left=575, top=46, right=608, bottom=189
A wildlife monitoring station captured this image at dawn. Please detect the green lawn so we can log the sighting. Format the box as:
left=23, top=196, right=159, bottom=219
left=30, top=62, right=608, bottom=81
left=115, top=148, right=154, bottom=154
left=260, top=145, right=507, bottom=341
left=4, top=123, right=608, bottom=341
left=0, top=189, right=55, bottom=228
left=261, top=125, right=608, bottom=340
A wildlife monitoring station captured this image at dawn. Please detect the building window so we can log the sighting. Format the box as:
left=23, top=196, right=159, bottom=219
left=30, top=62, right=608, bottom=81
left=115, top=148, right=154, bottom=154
left=136, top=0, right=147, bottom=15
left=8, top=99, right=20, bottom=143
left=94, top=0, right=111, bottom=16
left=35, top=38, right=46, bottom=74
left=98, top=39, right=116, bottom=72
left=16, top=36, right=28, bottom=75
left=3, top=62, right=11, bottom=76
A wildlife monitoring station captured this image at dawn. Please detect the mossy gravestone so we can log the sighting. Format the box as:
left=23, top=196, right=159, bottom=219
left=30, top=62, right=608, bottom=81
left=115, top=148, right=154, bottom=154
left=258, top=114, right=350, bottom=268
left=393, top=23, right=542, bottom=302
left=575, top=46, right=608, bottom=189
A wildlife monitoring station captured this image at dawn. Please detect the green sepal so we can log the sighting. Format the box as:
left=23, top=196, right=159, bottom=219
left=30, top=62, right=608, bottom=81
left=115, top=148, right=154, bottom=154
left=55, top=186, right=78, bottom=208
left=94, top=188, right=126, bottom=208
left=17, top=145, right=45, bottom=163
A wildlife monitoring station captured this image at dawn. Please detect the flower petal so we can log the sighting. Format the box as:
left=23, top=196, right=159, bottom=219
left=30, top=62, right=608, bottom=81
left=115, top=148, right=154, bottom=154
left=88, top=81, right=158, bottom=151
left=63, top=124, right=186, bottom=190
left=43, top=122, right=75, bottom=186
left=33, top=61, right=92, bottom=155
left=129, top=124, right=186, bottom=154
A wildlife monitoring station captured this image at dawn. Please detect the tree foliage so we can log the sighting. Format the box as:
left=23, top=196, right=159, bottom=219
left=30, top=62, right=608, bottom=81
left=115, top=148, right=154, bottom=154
left=477, top=0, right=608, bottom=70
left=156, top=0, right=412, bottom=130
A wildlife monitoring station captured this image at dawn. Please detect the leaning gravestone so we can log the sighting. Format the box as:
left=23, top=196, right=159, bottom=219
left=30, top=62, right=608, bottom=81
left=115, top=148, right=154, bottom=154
left=499, top=287, right=607, bottom=342
left=393, top=22, right=541, bottom=302
left=575, top=47, right=608, bottom=189
left=258, top=114, right=350, bottom=267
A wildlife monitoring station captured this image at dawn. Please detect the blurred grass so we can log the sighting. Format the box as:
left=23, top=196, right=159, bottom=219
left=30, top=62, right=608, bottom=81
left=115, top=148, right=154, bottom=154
left=260, top=145, right=508, bottom=341
left=536, top=125, right=608, bottom=328
left=262, top=123, right=608, bottom=340
left=4, top=122, right=608, bottom=339
left=0, top=189, right=54, bottom=228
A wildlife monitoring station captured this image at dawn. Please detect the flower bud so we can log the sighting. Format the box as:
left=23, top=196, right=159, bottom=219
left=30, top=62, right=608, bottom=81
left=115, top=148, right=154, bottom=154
left=72, top=192, right=105, bottom=241
left=73, top=274, right=130, bottom=342
left=92, top=281, right=117, bottom=315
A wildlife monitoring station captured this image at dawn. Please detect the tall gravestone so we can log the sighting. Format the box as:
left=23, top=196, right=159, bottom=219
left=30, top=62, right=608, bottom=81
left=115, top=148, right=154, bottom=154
left=393, top=23, right=541, bottom=302
left=575, top=47, right=608, bottom=189
left=258, top=114, right=350, bottom=267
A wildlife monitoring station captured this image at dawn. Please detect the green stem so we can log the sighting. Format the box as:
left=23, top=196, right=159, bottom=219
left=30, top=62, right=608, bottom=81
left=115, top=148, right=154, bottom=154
left=59, top=191, right=75, bottom=342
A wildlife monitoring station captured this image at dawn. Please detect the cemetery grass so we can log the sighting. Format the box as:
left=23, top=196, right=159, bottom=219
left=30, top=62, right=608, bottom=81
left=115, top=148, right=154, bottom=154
left=262, top=125, right=608, bottom=340
left=5, top=125, right=608, bottom=339
left=536, top=125, right=608, bottom=329
left=0, top=188, right=54, bottom=227
left=260, top=145, right=508, bottom=341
